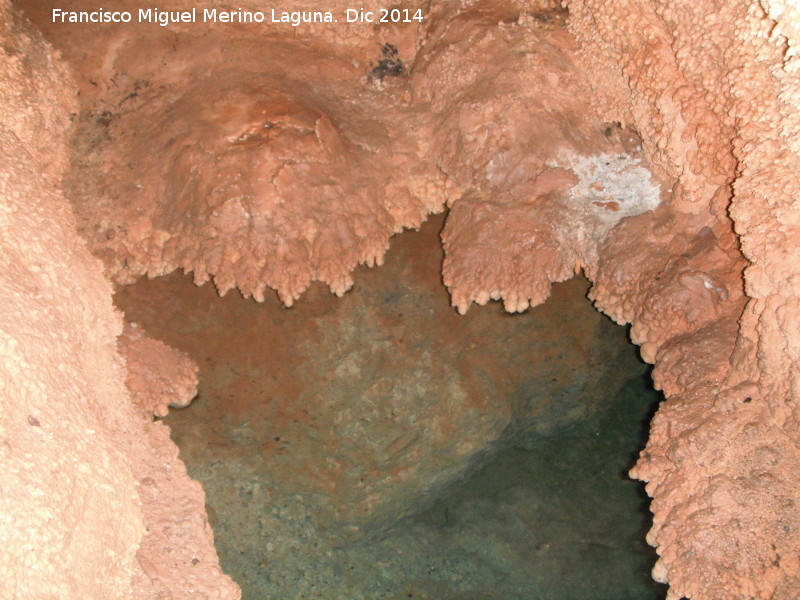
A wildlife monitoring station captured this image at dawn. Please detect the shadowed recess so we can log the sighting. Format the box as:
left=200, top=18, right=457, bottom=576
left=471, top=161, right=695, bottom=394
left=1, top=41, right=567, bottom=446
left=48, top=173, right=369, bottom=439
left=115, top=216, right=667, bottom=600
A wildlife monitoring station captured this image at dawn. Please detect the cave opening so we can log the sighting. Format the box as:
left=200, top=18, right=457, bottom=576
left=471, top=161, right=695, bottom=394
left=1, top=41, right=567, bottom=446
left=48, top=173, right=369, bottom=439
left=114, top=214, right=668, bottom=600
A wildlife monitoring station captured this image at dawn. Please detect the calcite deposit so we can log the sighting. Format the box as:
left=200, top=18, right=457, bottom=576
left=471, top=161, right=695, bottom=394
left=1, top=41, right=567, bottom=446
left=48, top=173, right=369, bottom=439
left=3, top=0, right=800, bottom=598
left=26, top=0, right=449, bottom=305
left=114, top=217, right=637, bottom=541
left=566, top=2, right=800, bottom=598
left=0, top=7, right=143, bottom=598
left=119, top=322, right=199, bottom=419
left=0, top=2, right=238, bottom=598
left=414, top=2, right=662, bottom=313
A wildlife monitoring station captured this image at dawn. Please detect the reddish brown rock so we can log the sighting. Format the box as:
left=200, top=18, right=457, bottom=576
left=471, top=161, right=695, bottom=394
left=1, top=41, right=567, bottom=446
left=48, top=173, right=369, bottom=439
left=26, top=0, right=448, bottom=305
left=115, top=216, right=635, bottom=536
left=568, top=1, right=800, bottom=598
left=3, top=0, right=800, bottom=598
left=415, top=2, right=662, bottom=313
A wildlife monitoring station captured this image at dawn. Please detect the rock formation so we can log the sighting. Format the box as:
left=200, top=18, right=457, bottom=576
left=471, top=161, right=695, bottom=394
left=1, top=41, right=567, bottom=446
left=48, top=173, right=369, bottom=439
left=120, top=322, right=199, bottom=419
left=0, top=4, right=238, bottom=597
left=114, top=219, right=638, bottom=543
left=1, top=0, right=799, bottom=598
left=566, top=2, right=800, bottom=598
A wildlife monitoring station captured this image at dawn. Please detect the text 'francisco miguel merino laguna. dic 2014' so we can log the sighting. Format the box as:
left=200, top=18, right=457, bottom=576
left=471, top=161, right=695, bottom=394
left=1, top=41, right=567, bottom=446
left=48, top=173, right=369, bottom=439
left=51, top=7, right=426, bottom=26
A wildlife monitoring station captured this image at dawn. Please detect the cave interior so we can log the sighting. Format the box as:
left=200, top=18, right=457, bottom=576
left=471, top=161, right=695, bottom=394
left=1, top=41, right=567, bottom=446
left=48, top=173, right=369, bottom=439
left=2, top=0, right=799, bottom=599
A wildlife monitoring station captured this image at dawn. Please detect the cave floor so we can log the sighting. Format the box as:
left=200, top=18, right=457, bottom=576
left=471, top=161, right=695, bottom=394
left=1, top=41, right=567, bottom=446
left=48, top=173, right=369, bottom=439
left=115, top=216, right=667, bottom=600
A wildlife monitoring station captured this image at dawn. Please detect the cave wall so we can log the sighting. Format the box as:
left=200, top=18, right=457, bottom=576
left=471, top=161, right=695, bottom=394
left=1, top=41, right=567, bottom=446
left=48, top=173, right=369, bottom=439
left=1, top=0, right=799, bottom=599
left=0, top=4, right=142, bottom=595
left=566, top=2, right=800, bottom=598
left=0, top=2, right=239, bottom=598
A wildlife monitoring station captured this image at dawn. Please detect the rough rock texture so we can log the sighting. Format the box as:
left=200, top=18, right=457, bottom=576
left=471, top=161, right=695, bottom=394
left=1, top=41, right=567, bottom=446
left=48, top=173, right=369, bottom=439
left=32, top=0, right=663, bottom=315
left=416, top=1, right=662, bottom=313
left=566, top=1, right=800, bottom=599
left=27, top=0, right=450, bottom=305
left=130, top=420, right=239, bottom=600
left=5, top=0, right=800, bottom=598
left=113, top=217, right=655, bottom=599
left=120, top=322, right=199, bottom=418
left=0, top=5, right=143, bottom=597
left=114, top=216, right=635, bottom=539
left=0, top=4, right=239, bottom=598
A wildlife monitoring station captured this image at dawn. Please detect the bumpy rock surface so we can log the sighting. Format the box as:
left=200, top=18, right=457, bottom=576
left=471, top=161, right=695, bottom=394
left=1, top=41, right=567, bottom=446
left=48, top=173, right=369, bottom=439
left=115, top=216, right=635, bottom=537
left=0, top=3, right=239, bottom=598
left=6, top=0, right=800, bottom=598
left=27, top=0, right=450, bottom=305
left=0, top=5, right=143, bottom=597
left=416, top=2, right=661, bottom=314
left=567, top=1, right=800, bottom=598
left=120, top=322, right=199, bottom=418
left=114, top=216, right=655, bottom=599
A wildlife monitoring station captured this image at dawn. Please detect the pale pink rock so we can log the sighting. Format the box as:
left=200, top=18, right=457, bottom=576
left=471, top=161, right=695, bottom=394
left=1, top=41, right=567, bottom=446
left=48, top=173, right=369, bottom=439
left=120, top=323, right=199, bottom=419
left=0, top=3, right=145, bottom=595
left=0, top=3, right=239, bottom=598
left=3, top=0, right=800, bottom=598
